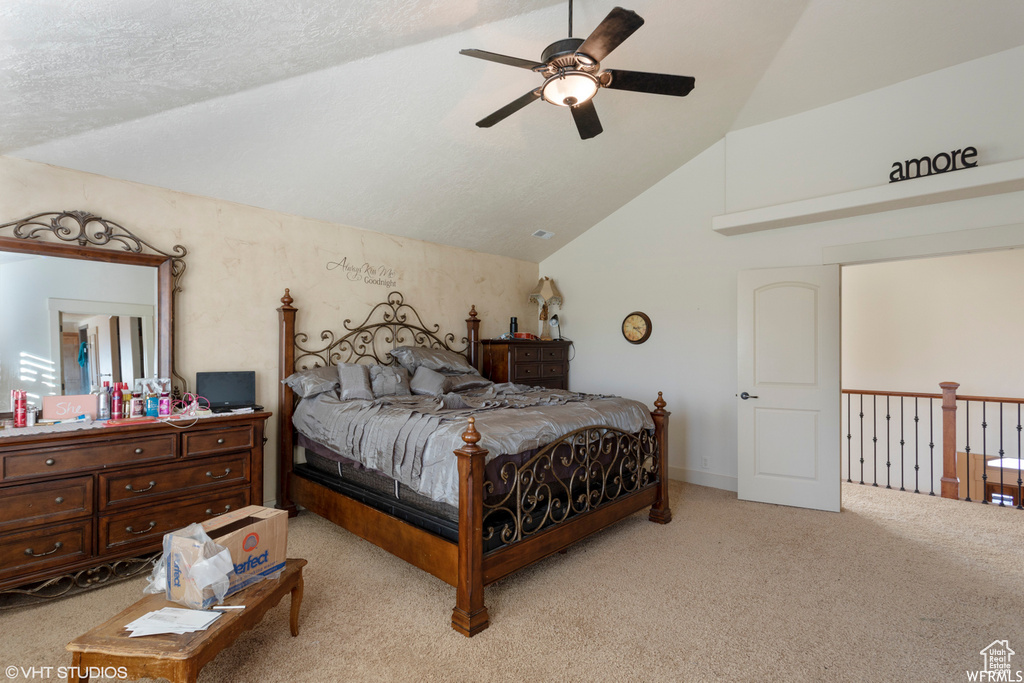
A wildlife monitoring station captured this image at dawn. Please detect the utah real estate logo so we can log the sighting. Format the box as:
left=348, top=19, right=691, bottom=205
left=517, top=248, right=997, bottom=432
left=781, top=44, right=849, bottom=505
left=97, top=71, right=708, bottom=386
left=969, top=640, right=1021, bottom=682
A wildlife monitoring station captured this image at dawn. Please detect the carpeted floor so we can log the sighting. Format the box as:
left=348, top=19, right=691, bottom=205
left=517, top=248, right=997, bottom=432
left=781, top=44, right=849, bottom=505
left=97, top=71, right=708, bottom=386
left=2, top=481, right=1022, bottom=682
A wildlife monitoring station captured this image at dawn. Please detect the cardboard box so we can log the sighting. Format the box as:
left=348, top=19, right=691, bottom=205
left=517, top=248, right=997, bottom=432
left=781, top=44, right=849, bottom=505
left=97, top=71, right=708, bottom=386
left=165, top=505, right=288, bottom=608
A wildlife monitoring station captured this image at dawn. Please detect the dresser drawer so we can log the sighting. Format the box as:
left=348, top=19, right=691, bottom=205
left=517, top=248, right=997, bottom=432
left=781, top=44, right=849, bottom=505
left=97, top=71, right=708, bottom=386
left=99, top=454, right=249, bottom=510
left=98, top=491, right=250, bottom=553
left=3, top=435, right=175, bottom=481
left=541, top=362, right=566, bottom=378
left=513, top=345, right=543, bottom=362
left=512, top=363, right=542, bottom=381
left=0, top=520, right=92, bottom=581
left=0, top=477, right=93, bottom=532
left=540, top=346, right=565, bottom=362
left=183, top=426, right=253, bottom=458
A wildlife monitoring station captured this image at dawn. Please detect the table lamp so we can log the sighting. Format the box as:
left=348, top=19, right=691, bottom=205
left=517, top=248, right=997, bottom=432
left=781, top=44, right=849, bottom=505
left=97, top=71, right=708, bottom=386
left=528, top=277, right=563, bottom=340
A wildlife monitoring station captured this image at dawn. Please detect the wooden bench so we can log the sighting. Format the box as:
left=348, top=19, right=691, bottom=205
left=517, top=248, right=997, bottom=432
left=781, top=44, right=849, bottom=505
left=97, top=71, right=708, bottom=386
left=66, top=558, right=306, bottom=683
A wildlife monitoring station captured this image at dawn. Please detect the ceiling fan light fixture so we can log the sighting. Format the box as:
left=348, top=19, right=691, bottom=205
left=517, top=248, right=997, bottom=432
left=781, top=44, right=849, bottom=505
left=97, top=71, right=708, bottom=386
left=541, top=70, right=598, bottom=107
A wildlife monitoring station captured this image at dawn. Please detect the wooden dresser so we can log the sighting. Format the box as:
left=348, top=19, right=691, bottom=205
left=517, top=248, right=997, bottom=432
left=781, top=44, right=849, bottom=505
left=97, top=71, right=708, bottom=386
left=0, top=412, right=269, bottom=593
left=479, top=339, right=571, bottom=390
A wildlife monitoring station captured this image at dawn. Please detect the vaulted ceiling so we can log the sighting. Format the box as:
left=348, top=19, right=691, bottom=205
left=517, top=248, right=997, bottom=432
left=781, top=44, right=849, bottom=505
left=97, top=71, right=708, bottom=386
left=4, top=0, right=1023, bottom=262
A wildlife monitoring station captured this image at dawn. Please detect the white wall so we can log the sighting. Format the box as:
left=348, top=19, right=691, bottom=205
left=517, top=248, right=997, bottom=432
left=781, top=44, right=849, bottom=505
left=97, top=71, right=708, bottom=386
left=542, top=46, right=1024, bottom=491
left=843, top=249, right=1024, bottom=397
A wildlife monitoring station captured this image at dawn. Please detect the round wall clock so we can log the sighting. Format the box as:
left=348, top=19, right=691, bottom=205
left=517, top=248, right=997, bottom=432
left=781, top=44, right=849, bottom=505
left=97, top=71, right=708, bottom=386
left=622, top=311, right=652, bottom=344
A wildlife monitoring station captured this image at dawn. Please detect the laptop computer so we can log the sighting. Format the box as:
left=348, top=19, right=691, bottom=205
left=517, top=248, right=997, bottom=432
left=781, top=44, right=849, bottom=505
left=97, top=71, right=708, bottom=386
left=196, top=371, right=263, bottom=413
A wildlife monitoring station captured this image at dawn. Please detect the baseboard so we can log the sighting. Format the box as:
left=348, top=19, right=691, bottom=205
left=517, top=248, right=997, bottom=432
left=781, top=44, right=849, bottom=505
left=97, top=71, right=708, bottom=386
left=669, top=466, right=738, bottom=493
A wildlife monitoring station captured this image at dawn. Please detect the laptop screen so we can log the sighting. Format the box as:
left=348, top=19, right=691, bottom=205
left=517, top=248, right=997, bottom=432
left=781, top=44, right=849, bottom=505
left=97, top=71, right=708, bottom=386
left=196, top=371, right=256, bottom=408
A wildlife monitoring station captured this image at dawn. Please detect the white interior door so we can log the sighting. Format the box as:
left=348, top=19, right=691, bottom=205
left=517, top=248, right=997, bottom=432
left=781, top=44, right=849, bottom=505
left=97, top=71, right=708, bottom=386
left=737, top=265, right=841, bottom=512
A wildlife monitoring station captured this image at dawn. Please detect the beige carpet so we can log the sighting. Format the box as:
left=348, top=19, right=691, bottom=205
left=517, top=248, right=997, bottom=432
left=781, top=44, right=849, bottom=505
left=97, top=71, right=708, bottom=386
left=3, top=482, right=1023, bottom=682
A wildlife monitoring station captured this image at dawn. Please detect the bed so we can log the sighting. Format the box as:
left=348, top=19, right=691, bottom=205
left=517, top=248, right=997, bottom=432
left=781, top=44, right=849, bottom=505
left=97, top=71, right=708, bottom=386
left=276, top=289, right=671, bottom=636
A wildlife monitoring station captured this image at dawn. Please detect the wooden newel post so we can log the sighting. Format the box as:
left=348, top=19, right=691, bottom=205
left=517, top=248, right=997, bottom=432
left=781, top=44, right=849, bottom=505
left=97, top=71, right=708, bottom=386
left=451, top=417, right=490, bottom=637
left=940, top=381, right=960, bottom=500
left=278, top=289, right=298, bottom=517
left=649, top=392, right=673, bottom=524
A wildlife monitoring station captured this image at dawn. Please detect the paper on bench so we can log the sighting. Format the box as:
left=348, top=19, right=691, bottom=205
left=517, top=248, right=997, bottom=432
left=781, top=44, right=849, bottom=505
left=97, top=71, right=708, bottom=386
left=124, top=607, right=222, bottom=637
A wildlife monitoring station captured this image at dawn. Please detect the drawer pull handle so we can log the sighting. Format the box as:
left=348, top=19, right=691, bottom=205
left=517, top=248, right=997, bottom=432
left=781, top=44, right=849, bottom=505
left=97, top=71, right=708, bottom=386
left=206, top=505, right=232, bottom=516
left=55, top=496, right=64, bottom=504
left=206, top=468, right=232, bottom=480
left=25, top=541, right=63, bottom=557
left=45, top=458, right=56, bottom=466
left=217, top=438, right=226, bottom=445
left=125, top=480, right=157, bottom=493
left=126, top=522, right=156, bottom=535
left=134, top=448, right=144, bottom=454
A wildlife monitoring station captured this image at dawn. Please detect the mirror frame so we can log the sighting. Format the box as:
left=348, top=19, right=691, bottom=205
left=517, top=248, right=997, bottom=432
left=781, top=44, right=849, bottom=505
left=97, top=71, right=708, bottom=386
left=0, top=210, right=188, bottom=394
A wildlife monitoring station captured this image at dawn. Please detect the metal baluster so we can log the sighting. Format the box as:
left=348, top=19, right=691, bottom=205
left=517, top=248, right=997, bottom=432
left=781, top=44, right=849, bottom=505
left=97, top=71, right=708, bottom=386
left=899, top=397, right=906, bottom=492
left=997, top=403, right=1005, bottom=506
left=929, top=397, right=935, bottom=496
left=913, top=397, right=920, bottom=494
left=981, top=402, right=988, bottom=504
left=859, top=395, right=865, bottom=485
left=871, top=395, right=877, bottom=487
left=846, top=393, right=852, bottom=483
left=885, top=396, right=892, bottom=489
left=964, top=401, right=971, bottom=502
left=1017, top=404, right=1022, bottom=510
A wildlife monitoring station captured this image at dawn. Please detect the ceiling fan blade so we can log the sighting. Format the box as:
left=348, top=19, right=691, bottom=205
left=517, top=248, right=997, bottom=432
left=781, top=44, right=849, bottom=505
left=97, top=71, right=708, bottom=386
left=459, top=49, right=544, bottom=71
left=475, top=89, right=542, bottom=128
left=570, top=100, right=603, bottom=140
left=578, top=7, right=645, bottom=62
left=601, top=69, right=695, bottom=97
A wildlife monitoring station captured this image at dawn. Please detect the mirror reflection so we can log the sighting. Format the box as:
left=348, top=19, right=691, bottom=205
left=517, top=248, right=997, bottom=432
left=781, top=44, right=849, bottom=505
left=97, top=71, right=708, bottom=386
left=0, top=252, right=157, bottom=411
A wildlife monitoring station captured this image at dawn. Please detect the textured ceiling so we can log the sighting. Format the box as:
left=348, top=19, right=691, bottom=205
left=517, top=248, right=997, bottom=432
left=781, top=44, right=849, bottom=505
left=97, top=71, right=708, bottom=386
left=4, top=0, right=1024, bottom=262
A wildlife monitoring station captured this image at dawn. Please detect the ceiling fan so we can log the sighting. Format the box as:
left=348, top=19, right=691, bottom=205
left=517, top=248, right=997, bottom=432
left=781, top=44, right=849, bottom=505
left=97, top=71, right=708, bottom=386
left=460, top=1, right=695, bottom=140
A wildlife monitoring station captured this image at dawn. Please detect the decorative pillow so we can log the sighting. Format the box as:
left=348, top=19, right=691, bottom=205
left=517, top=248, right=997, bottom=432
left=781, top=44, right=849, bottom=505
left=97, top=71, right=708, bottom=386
left=282, top=366, right=339, bottom=398
left=337, top=363, right=373, bottom=401
left=410, top=366, right=447, bottom=396
left=389, top=346, right=477, bottom=376
left=369, top=364, right=412, bottom=397
left=444, top=373, right=493, bottom=393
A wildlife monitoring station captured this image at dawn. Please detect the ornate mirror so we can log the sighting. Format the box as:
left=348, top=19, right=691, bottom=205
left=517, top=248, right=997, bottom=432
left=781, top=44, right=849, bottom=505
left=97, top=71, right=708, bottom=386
left=0, top=211, right=186, bottom=412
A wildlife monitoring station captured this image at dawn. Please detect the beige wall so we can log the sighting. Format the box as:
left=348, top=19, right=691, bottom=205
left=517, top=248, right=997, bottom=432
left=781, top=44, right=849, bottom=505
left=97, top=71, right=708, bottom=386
left=1, top=156, right=539, bottom=502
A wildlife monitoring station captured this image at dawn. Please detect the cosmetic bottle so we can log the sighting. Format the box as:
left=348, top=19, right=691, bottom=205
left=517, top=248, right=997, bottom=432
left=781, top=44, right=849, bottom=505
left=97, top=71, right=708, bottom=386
left=13, top=391, right=27, bottom=428
left=158, top=392, right=171, bottom=417
left=111, top=385, right=123, bottom=420
left=98, top=381, right=111, bottom=420
left=510, top=317, right=518, bottom=335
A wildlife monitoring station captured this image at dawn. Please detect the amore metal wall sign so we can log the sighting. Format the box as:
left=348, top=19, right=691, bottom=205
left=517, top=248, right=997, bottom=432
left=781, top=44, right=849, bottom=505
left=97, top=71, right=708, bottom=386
left=889, top=146, right=977, bottom=183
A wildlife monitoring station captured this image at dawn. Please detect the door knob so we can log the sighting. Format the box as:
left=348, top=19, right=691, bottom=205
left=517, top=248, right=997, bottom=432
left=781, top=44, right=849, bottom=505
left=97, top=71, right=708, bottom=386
left=739, top=392, right=759, bottom=400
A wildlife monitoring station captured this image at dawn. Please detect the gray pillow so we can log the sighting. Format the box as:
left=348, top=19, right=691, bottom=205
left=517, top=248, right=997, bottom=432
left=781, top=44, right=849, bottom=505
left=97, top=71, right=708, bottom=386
left=369, top=365, right=411, bottom=397
left=337, top=363, right=373, bottom=401
left=444, top=373, right=493, bottom=393
left=282, top=366, right=339, bottom=398
left=410, top=366, right=447, bottom=396
left=411, top=367, right=493, bottom=396
left=389, top=346, right=477, bottom=376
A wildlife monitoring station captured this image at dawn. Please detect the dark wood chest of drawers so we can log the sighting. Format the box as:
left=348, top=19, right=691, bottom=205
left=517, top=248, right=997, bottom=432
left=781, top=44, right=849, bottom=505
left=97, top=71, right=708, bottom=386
left=0, top=412, right=269, bottom=592
left=479, top=339, right=571, bottom=390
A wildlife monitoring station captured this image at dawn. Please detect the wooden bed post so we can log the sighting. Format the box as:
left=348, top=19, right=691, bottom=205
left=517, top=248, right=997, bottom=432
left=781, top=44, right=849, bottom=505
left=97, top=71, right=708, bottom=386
left=649, top=392, right=673, bottom=524
left=466, top=305, right=480, bottom=371
left=278, top=289, right=299, bottom=517
left=451, top=417, right=490, bottom=637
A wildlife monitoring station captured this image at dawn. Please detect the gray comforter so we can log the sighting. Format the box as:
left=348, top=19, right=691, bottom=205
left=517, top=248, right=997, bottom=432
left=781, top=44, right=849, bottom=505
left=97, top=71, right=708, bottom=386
left=292, top=383, right=654, bottom=506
